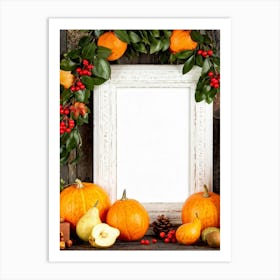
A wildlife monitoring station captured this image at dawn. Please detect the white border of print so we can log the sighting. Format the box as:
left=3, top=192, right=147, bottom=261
left=49, top=17, right=231, bottom=262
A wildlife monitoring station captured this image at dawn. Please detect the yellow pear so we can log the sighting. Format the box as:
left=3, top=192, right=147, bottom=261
left=89, top=223, right=120, bottom=248
left=76, top=201, right=101, bottom=242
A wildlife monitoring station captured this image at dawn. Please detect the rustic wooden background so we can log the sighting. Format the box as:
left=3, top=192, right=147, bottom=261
left=60, top=30, right=220, bottom=194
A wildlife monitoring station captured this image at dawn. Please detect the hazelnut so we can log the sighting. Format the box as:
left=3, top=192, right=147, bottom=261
left=66, top=239, right=73, bottom=248
left=60, top=241, right=65, bottom=250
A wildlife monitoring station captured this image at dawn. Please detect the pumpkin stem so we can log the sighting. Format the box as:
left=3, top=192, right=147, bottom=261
left=121, top=189, right=128, bottom=200
left=94, top=200, right=99, bottom=207
left=75, top=179, right=84, bottom=189
left=202, top=184, right=210, bottom=198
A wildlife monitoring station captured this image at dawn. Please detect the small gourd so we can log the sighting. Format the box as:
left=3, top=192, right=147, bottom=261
left=175, top=214, right=201, bottom=245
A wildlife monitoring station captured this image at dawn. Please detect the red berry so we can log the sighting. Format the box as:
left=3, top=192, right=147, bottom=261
left=70, top=86, right=76, bottom=92
left=140, top=239, right=146, bottom=245
left=64, top=109, right=69, bottom=115
left=197, top=50, right=202, bottom=55
left=214, top=83, right=219, bottom=88
left=80, top=84, right=85, bottom=90
left=207, top=50, right=213, bottom=56
left=208, top=71, right=214, bottom=77
left=76, top=67, right=82, bottom=73
left=171, top=238, right=177, bottom=243
left=87, top=64, right=94, bottom=69
left=202, top=51, right=208, bottom=57
left=82, top=70, right=88, bottom=75
left=60, top=109, right=64, bottom=114
left=87, top=71, right=92, bottom=76
left=159, top=232, right=165, bottom=238
left=65, top=128, right=71, bottom=133
left=75, top=86, right=80, bottom=91
left=82, top=59, right=89, bottom=65
left=76, top=81, right=82, bottom=86
left=152, top=238, right=157, bottom=244
left=144, top=240, right=150, bottom=245
left=60, top=129, right=65, bottom=134
left=164, top=238, right=170, bottom=243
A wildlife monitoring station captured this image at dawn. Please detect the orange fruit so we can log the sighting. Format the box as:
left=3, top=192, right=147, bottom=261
left=60, top=70, right=75, bottom=89
left=169, top=30, right=198, bottom=54
left=97, top=31, right=127, bottom=61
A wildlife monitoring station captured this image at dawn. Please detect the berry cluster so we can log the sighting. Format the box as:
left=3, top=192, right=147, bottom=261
left=208, top=71, right=220, bottom=89
left=159, top=229, right=177, bottom=243
left=60, top=119, right=75, bottom=134
left=140, top=238, right=157, bottom=245
left=76, top=59, right=93, bottom=77
left=70, top=59, right=94, bottom=92
left=197, top=49, right=213, bottom=58
left=60, top=105, right=75, bottom=134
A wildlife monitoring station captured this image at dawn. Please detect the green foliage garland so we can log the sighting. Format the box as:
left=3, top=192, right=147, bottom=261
left=60, top=30, right=220, bottom=166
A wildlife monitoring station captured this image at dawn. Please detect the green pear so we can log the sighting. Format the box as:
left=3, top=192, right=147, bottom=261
left=76, top=201, right=101, bottom=242
left=88, top=223, right=120, bottom=248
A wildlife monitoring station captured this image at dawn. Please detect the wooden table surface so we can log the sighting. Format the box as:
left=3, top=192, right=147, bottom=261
left=65, top=236, right=218, bottom=251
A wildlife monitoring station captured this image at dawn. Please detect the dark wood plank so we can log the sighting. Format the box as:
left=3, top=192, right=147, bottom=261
left=65, top=237, right=218, bottom=251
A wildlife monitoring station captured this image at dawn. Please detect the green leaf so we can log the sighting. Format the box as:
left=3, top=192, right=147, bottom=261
left=96, top=46, right=112, bottom=59
left=114, top=30, right=130, bottom=43
left=169, top=53, right=176, bottom=63
left=78, top=36, right=91, bottom=48
left=139, top=31, right=150, bottom=45
left=66, top=49, right=81, bottom=60
left=150, top=30, right=160, bottom=37
left=93, top=57, right=111, bottom=80
left=202, top=58, right=212, bottom=75
left=190, top=30, right=204, bottom=43
left=195, top=54, right=204, bottom=67
left=133, top=43, right=147, bottom=54
left=92, top=76, right=107, bottom=85
left=61, top=89, right=74, bottom=105
left=195, top=89, right=206, bottom=102
left=182, top=55, right=195, bottom=74
left=150, top=38, right=162, bottom=54
left=203, top=34, right=212, bottom=44
left=213, top=56, right=220, bottom=66
left=129, top=31, right=141, bottom=43
left=81, top=42, right=96, bottom=61
left=163, top=30, right=172, bottom=38
left=74, top=90, right=87, bottom=103
left=60, top=59, right=76, bottom=71
left=66, top=131, right=77, bottom=152
left=175, top=50, right=194, bottom=60
left=80, top=76, right=95, bottom=90
left=161, top=38, right=170, bottom=52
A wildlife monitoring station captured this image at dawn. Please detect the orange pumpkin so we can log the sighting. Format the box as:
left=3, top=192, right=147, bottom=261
left=106, top=189, right=149, bottom=241
left=97, top=31, right=127, bottom=61
left=169, top=30, right=198, bottom=54
left=60, top=179, right=111, bottom=229
left=176, top=214, right=201, bottom=245
left=182, top=185, right=220, bottom=231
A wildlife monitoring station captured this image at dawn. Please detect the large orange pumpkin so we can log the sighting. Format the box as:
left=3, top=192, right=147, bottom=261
left=169, top=30, right=198, bottom=54
left=106, top=189, right=150, bottom=241
left=182, top=185, right=220, bottom=231
left=97, top=31, right=127, bottom=61
left=60, top=179, right=111, bottom=229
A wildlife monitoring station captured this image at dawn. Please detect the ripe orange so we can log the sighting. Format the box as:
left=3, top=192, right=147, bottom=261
left=97, top=31, right=127, bottom=61
left=60, top=70, right=75, bottom=89
left=169, top=30, right=198, bottom=54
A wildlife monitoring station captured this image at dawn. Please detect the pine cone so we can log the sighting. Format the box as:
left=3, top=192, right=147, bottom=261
left=152, top=215, right=174, bottom=236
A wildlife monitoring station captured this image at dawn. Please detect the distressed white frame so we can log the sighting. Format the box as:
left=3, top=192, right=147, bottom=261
left=94, top=65, right=213, bottom=223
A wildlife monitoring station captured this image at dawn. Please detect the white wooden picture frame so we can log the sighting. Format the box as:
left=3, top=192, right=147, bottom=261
left=94, top=64, right=213, bottom=224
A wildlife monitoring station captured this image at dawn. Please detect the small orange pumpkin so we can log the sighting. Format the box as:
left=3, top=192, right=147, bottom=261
left=97, top=31, right=127, bottom=61
left=60, top=179, right=111, bottom=229
left=176, top=214, right=201, bottom=245
left=182, top=185, right=220, bottom=231
left=106, top=189, right=150, bottom=241
left=169, top=30, right=198, bottom=54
